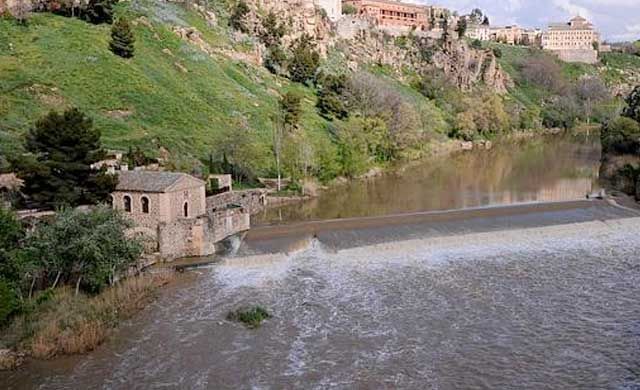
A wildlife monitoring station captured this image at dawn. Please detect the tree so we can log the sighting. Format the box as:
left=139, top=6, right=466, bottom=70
left=230, top=0, right=250, bottom=33
left=280, top=91, right=303, bottom=128
left=10, top=0, right=31, bottom=25
left=109, top=17, right=135, bottom=58
left=521, top=55, right=565, bottom=93
left=622, top=86, right=640, bottom=123
left=26, top=206, right=143, bottom=294
left=481, top=16, right=490, bottom=26
left=455, top=18, right=467, bottom=39
left=14, top=108, right=117, bottom=209
left=260, top=11, right=286, bottom=47
left=288, top=34, right=320, bottom=84
left=315, top=73, right=348, bottom=119
left=601, top=117, right=640, bottom=154
left=83, top=0, right=115, bottom=24
left=469, top=8, right=483, bottom=24
left=574, top=77, right=609, bottom=122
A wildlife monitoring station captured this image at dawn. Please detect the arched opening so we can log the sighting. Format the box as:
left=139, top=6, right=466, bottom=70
left=141, top=196, right=150, bottom=214
left=183, top=202, right=189, bottom=218
left=124, top=195, right=132, bottom=212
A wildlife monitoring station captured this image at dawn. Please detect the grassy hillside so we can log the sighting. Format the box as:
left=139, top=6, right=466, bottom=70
left=0, top=1, right=330, bottom=172
left=0, top=0, right=453, bottom=176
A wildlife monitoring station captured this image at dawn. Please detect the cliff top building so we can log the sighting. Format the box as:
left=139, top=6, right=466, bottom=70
left=542, top=16, right=601, bottom=63
left=342, top=0, right=450, bottom=34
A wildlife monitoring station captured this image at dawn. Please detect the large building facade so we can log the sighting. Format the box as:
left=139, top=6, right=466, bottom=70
left=542, top=16, right=600, bottom=63
left=343, top=0, right=449, bottom=33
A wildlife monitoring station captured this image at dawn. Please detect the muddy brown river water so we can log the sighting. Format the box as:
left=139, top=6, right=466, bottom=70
left=3, top=133, right=640, bottom=390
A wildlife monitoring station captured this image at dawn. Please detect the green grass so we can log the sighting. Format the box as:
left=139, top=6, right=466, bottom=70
left=226, top=306, right=272, bottom=329
left=0, top=1, right=331, bottom=173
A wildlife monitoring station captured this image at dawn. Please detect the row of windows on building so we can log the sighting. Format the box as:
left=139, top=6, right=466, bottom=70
left=117, top=195, right=189, bottom=217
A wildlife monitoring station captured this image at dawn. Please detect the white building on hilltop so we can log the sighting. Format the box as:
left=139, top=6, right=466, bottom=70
left=317, top=0, right=342, bottom=21
left=542, top=16, right=601, bottom=64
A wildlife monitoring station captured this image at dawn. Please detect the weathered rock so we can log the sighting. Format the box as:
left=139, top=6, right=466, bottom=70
left=0, top=349, right=24, bottom=370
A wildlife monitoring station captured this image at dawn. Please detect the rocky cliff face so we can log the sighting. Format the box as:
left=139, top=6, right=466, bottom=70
left=245, top=0, right=333, bottom=53
left=334, top=26, right=511, bottom=93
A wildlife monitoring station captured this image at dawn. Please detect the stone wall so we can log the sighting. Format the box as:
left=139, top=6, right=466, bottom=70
left=112, top=191, right=165, bottom=231
left=209, top=208, right=251, bottom=243
left=206, top=189, right=268, bottom=215
left=166, top=185, right=206, bottom=220
left=550, top=49, right=598, bottom=64
left=158, top=216, right=215, bottom=260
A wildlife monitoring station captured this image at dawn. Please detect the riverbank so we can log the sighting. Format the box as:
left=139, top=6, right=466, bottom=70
left=0, top=272, right=176, bottom=371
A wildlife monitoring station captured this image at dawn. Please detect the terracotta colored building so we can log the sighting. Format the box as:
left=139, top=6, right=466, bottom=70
left=343, top=0, right=449, bottom=32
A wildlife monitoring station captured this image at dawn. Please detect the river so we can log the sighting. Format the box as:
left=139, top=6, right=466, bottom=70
left=254, top=133, right=601, bottom=225
left=4, top=133, right=640, bottom=390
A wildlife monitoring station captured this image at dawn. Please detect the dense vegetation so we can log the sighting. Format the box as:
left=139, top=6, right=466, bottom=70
left=0, top=206, right=143, bottom=326
left=600, top=87, right=640, bottom=199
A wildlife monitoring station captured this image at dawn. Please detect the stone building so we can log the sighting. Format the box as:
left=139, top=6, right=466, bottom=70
left=542, top=16, right=601, bottom=64
left=342, top=0, right=449, bottom=34
left=112, top=171, right=250, bottom=260
left=467, top=24, right=541, bottom=46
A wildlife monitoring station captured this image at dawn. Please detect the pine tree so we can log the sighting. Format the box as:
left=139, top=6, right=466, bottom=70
left=288, top=34, right=320, bottom=84
left=109, top=18, right=135, bottom=58
left=14, top=108, right=117, bottom=209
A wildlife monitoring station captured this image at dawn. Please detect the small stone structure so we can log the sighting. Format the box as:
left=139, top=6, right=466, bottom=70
left=112, top=171, right=250, bottom=260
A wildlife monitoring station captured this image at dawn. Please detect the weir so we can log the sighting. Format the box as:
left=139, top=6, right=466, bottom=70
left=241, top=199, right=639, bottom=254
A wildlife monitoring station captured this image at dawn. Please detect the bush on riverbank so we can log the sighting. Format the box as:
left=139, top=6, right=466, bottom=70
left=227, top=306, right=272, bottom=329
left=0, top=272, right=174, bottom=363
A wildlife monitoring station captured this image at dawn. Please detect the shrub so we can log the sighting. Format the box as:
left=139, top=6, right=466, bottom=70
left=623, top=86, right=640, bottom=123
left=83, top=0, right=116, bottom=24
left=542, top=95, right=580, bottom=129
left=521, top=55, right=565, bottom=93
left=601, top=117, right=640, bottom=154
left=342, top=4, right=357, bottom=15
left=0, top=279, right=18, bottom=325
left=471, top=39, right=482, bottom=49
left=229, top=0, right=250, bottom=33
left=492, top=47, right=502, bottom=58
left=227, top=306, right=271, bottom=328
left=264, top=45, right=288, bottom=75
left=109, top=18, right=135, bottom=58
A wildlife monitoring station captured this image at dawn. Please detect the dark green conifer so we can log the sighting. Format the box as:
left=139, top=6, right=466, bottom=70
left=109, top=17, right=135, bottom=59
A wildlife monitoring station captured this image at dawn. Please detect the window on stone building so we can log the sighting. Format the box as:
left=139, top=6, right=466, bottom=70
left=184, top=202, right=189, bottom=218
left=124, top=195, right=132, bottom=212
left=141, top=196, right=150, bottom=214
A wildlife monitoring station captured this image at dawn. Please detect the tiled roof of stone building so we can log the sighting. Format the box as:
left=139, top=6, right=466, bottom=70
left=116, top=171, right=205, bottom=193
